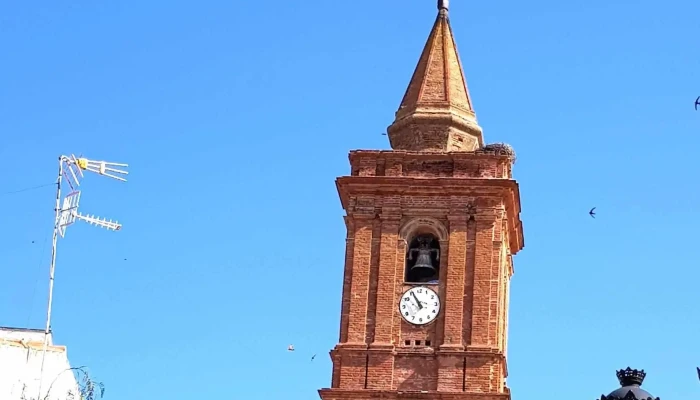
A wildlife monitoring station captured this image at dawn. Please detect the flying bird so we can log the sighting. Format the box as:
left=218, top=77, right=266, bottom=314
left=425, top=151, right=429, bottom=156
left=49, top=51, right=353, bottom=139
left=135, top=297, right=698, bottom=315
left=287, top=344, right=295, bottom=352
left=311, top=354, right=316, bottom=361
left=695, top=96, right=700, bottom=111
left=381, top=132, right=387, bottom=136
left=696, top=367, right=699, bottom=381
left=589, top=207, right=596, bottom=218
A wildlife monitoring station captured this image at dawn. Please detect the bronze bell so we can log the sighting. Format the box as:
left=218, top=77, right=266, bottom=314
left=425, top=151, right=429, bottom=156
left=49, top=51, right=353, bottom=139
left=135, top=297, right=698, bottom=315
left=408, top=236, right=440, bottom=280
left=410, top=256, right=437, bottom=280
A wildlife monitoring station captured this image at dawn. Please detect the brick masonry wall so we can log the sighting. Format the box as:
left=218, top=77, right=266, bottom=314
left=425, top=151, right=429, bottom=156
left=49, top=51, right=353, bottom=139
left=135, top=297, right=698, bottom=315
left=349, top=150, right=511, bottom=180
left=322, top=150, right=523, bottom=399
left=388, top=121, right=482, bottom=152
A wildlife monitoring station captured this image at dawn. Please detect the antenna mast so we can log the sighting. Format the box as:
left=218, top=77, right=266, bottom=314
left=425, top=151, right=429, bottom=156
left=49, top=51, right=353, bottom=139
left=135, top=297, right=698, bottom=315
left=36, top=154, right=128, bottom=400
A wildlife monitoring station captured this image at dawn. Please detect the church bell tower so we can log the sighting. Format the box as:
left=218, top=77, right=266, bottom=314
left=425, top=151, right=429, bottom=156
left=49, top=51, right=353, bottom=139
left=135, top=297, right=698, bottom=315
left=319, top=1, right=525, bottom=399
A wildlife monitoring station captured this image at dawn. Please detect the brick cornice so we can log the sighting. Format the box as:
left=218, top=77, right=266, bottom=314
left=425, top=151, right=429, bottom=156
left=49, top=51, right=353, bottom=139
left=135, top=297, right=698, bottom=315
left=337, top=176, right=518, bottom=191
left=348, top=149, right=513, bottom=160
left=334, top=345, right=485, bottom=359
left=437, top=344, right=465, bottom=353
left=368, top=343, right=395, bottom=351
left=319, top=388, right=512, bottom=400
left=472, top=212, right=498, bottom=222
left=351, top=213, right=377, bottom=220
left=446, top=214, right=469, bottom=223
left=333, top=343, right=369, bottom=351
left=379, top=213, right=402, bottom=222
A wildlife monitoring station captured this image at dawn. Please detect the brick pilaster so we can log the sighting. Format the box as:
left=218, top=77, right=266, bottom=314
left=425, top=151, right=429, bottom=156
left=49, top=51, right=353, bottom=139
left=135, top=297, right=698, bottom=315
left=441, top=215, right=468, bottom=348
left=339, top=216, right=355, bottom=343
left=335, top=348, right=369, bottom=389
left=436, top=350, right=464, bottom=392
left=464, top=353, right=506, bottom=393
left=366, top=214, right=399, bottom=388
left=469, top=213, right=497, bottom=347
left=372, top=215, right=400, bottom=344
left=488, top=215, right=505, bottom=347
left=392, top=237, right=408, bottom=345
left=462, top=218, right=477, bottom=346
left=346, top=216, right=374, bottom=344
left=366, top=347, right=394, bottom=389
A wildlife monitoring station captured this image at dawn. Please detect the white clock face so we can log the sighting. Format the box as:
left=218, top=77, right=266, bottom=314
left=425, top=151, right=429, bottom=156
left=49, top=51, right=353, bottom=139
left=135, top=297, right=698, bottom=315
left=399, top=286, right=440, bottom=326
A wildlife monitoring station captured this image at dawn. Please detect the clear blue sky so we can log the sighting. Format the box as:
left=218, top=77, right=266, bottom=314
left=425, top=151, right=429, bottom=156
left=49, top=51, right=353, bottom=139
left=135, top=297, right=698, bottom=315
left=1, top=0, right=699, bottom=399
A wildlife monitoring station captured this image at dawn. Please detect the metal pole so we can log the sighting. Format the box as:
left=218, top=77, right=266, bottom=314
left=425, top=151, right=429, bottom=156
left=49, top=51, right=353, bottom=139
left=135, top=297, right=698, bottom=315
left=37, top=157, right=63, bottom=400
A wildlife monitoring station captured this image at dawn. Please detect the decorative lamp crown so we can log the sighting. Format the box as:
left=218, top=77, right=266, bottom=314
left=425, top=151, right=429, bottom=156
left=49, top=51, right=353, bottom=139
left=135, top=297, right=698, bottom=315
left=616, top=367, right=646, bottom=387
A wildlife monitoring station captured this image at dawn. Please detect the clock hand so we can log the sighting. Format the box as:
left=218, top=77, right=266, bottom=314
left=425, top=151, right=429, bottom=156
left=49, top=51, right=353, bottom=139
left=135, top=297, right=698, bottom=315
left=410, top=292, right=423, bottom=310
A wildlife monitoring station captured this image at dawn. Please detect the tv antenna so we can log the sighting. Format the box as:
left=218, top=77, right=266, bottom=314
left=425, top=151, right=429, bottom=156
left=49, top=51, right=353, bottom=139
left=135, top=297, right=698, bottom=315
left=36, top=154, right=128, bottom=400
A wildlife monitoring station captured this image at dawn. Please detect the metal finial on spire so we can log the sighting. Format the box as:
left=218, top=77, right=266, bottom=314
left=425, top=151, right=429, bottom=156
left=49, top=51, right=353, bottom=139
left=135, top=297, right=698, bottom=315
left=438, top=0, right=449, bottom=10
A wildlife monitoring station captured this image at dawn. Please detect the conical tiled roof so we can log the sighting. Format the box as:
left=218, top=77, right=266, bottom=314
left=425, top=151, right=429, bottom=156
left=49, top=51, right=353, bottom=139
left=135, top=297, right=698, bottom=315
left=387, top=0, right=484, bottom=152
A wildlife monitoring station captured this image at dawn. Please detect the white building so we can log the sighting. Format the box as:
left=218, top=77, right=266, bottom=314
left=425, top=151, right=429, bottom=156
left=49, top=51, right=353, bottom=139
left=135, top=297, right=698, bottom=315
left=0, top=327, right=80, bottom=400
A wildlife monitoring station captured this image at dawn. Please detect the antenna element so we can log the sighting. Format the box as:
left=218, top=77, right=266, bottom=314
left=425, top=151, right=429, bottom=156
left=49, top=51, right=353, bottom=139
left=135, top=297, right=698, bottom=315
left=37, top=154, right=128, bottom=400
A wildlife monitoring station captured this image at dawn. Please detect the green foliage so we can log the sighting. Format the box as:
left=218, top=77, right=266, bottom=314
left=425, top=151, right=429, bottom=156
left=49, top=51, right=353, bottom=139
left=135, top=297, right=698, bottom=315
left=19, top=366, right=104, bottom=400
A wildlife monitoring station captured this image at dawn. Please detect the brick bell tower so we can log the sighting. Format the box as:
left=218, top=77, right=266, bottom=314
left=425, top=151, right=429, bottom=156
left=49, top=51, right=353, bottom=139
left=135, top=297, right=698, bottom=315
left=318, top=1, right=524, bottom=399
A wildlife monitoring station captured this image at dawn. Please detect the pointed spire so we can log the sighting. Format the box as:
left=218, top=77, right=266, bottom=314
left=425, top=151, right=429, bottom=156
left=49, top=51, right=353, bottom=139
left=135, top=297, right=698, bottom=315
left=387, top=1, right=484, bottom=152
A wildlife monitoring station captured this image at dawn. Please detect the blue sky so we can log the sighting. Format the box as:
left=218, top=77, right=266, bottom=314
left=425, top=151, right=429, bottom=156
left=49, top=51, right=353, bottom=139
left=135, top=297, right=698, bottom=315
left=1, top=0, right=699, bottom=399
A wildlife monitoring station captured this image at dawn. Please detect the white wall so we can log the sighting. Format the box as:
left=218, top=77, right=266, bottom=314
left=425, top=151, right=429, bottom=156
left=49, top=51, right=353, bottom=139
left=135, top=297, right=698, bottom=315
left=0, top=328, right=80, bottom=400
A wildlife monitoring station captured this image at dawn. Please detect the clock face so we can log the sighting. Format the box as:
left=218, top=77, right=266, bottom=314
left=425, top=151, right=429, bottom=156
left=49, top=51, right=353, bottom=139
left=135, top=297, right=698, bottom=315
left=399, top=286, right=440, bottom=326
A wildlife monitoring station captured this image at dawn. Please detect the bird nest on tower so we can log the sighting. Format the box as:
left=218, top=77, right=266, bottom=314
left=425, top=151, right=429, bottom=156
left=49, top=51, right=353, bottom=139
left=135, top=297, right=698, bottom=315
left=480, top=142, right=517, bottom=163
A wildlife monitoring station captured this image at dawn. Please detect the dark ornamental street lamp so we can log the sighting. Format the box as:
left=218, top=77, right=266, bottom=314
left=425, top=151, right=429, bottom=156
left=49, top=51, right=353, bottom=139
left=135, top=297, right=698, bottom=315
left=599, top=368, right=659, bottom=400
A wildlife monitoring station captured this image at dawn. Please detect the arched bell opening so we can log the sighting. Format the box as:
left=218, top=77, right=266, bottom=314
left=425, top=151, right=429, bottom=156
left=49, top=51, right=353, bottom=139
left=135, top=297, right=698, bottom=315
left=405, top=233, right=441, bottom=284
